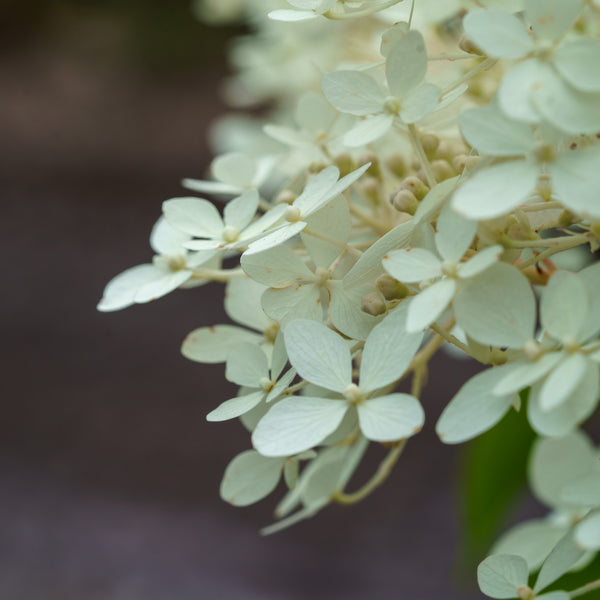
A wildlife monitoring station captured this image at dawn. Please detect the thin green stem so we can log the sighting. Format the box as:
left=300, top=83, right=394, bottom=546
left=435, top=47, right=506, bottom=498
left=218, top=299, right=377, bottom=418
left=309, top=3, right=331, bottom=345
left=190, top=267, right=244, bottom=282
left=430, top=322, right=482, bottom=361
left=407, top=124, right=437, bottom=188
left=441, top=57, right=496, bottom=95
left=570, top=579, right=600, bottom=598
left=331, top=440, right=407, bottom=505
left=302, top=226, right=363, bottom=257
left=325, top=0, right=404, bottom=20
left=348, top=202, right=389, bottom=234
left=517, top=235, right=591, bottom=270
left=428, top=52, right=476, bottom=61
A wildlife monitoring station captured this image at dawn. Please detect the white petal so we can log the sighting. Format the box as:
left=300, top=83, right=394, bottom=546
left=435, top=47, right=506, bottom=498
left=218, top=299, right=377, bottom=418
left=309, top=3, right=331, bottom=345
left=311, top=162, right=371, bottom=214
left=436, top=365, right=517, bottom=444
left=534, top=533, right=584, bottom=594
left=493, top=354, right=563, bottom=396
left=224, top=276, right=271, bottom=331
left=207, top=391, right=265, bottom=422
left=357, top=394, right=424, bottom=442
left=407, top=279, right=456, bottom=332
left=435, top=201, right=477, bottom=263
left=538, top=353, right=589, bottom=411
left=458, top=245, right=502, bottom=279
left=182, top=178, right=241, bottom=196
left=458, top=104, right=536, bottom=157
left=97, top=264, right=163, bottom=312
left=477, top=554, right=529, bottom=599
left=493, top=521, right=567, bottom=572
left=149, top=217, right=191, bottom=255
left=578, top=262, right=600, bottom=338
left=529, top=430, right=598, bottom=508
left=267, top=368, right=296, bottom=403
left=549, top=147, right=600, bottom=218
left=242, top=244, right=314, bottom=287
left=554, top=40, right=600, bottom=92
left=328, top=282, right=382, bottom=341
left=524, top=0, right=583, bottom=42
left=225, top=343, right=269, bottom=387
left=293, top=165, right=340, bottom=216
left=264, top=124, right=311, bottom=147
left=464, top=9, right=534, bottom=59
left=454, top=263, right=536, bottom=348
left=382, top=248, right=442, bottom=283
left=399, top=84, right=441, bottom=124
left=452, top=159, right=538, bottom=220
left=162, top=197, right=223, bottom=238
left=181, top=325, right=262, bottom=364
left=252, top=397, right=349, bottom=456
left=223, top=189, right=259, bottom=232
left=262, top=284, right=323, bottom=323
left=343, top=114, right=393, bottom=147
left=242, top=203, right=288, bottom=239
left=220, top=450, right=283, bottom=506
left=268, top=9, right=318, bottom=21
left=533, top=73, right=600, bottom=135
left=212, top=152, right=256, bottom=188
left=541, top=271, right=589, bottom=341
left=498, top=59, right=547, bottom=124
left=575, top=513, right=600, bottom=551
left=133, top=270, right=191, bottom=303
left=321, top=70, right=385, bottom=116
left=284, top=319, right=352, bottom=392
left=244, top=222, right=307, bottom=255
left=295, top=91, right=336, bottom=133
left=528, top=366, right=599, bottom=436
left=359, top=303, right=424, bottom=393
left=562, top=474, right=600, bottom=507
left=385, top=30, right=427, bottom=97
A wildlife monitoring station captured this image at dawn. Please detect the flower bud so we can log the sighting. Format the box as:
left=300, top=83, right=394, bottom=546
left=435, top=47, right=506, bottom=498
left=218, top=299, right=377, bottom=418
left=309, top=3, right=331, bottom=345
left=435, top=141, right=454, bottom=162
left=391, top=189, right=419, bottom=215
left=522, top=340, right=543, bottom=361
left=360, top=177, right=380, bottom=204
left=376, top=273, right=409, bottom=300
left=385, top=153, right=407, bottom=178
left=285, top=205, right=302, bottom=222
left=276, top=189, right=297, bottom=205
left=359, top=151, right=381, bottom=178
left=361, top=291, right=387, bottom=316
left=334, top=153, right=355, bottom=177
left=516, top=585, right=534, bottom=600
left=401, top=175, right=430, bottom=200
left=420, top=133, right=440, bottom=160
left=458, top=33, right=483, bottom=55
left=559, top=209, right=577, bottom=227
left=452, top=154, right=468, bottom=173
left=308, top=160, right=327, bottom=174
left=431, top=159, right=455, bottom=182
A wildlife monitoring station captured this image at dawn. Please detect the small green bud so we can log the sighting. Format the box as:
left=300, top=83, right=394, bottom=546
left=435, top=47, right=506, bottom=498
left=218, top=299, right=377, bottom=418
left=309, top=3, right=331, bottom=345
left=533, top=143, right=557, bottom=163
left=359, top=151, right=381, bottom=178
left=558, top=209, right=577, bottom=227
left=431, top=159, right=455, bottom=182
left=385, top=153, right=408, bottom=178
left=276, top=189, right=297, bottom=205
left=522, top=340, right=543, bottom=361
left=376, top=273, right=409, bottom=300
left=591, top=220, right=600, bottom=237
left=361, top=291, right=387, bottom=316
left=452, top=154, right=468, bottom=174
left=401, top=175, right=430, bottom=200
left=334, top=153, right=356, bottom=177
left=391, top=189, right=419, bottom=215
left=420, top=133, right=440, bottom=161
left=516, top=585, right=534, bottom=600
left=285, top=205, right=302, bottom=222
left=308, top=160, right=327, bottom=174
left=458, top=34, right=483, bottom=55
left=435, top=141, right=454, bottom=162
left=360, top=177, right=380, bottom=204
left=465, top=156, right=481, bottom=171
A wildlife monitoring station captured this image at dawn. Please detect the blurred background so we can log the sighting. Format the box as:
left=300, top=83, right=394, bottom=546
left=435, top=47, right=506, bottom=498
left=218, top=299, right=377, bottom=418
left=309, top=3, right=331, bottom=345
left=2, top=1, right=588, bottom=598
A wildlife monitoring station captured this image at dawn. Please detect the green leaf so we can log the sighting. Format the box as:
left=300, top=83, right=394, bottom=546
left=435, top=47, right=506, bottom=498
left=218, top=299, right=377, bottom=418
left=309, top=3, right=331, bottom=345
left=458, top=392, right=536, bottom=570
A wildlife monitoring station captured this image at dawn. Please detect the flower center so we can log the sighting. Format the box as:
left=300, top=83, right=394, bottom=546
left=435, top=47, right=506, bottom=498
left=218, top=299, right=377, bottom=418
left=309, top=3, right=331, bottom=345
left=285, top=205, right=302, bottom=222
left=343, top=383, right=364, bottom=404
left=222, top=225, right=239, bottom=243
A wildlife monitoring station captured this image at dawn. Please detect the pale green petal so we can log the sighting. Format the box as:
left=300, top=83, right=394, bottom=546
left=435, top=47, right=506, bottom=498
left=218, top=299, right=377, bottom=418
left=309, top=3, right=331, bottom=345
left=295, top=91, right=336, bottom=133
left=492, top=521, right=567, bottom=572
left=382, top=248, right=442, bottom=283
left=225, top=342, right=269, bottom=387
left=224, top=276, right=271, bottom=332
left=223, top=189, right=259, bottom=232
left=343, top=114, right=394, bottom=147
left=262, top=284, right=323, bottom=323
left=212, top=152, right=256, bottom=188
left=537, top=592, right=571, bottom=600
left=97, top=264, right=164, bottom=312
left=477, top=554, right=529, bottom=599
left=357, top=394, right=424, bottom=442
left=454, top=263, right=536, bottom=348
left=328, top=282, right=382, bottom=341
left=534, top=532, right=584, bottom=593
left=252, top=397, right=349, bottom=456
left=269, top=330, right=288, bottom=380
left=458, top=105, right=536, bottom=157
left=207, top=391, right=265, bottom=422
left=284, top=319, right=351, bottom=392
left=498, top=59, right=546, bottom=124
left=244, top=222, right=307, bottom=255
left=320, top=163, right=371, bottom=210
left=385, top=30, right=427, bottom=97
left=220, top=450, right=284, bottom=506
left=436, top=365, right=517, bottom=444
left=268, top=9, right=319, bottom=21
left=149, top=217, right=190, bottom=256
left=458, top=245, right=502, bottom=279
left=293, top=166, right=340, bottom=215
left=452, top=159, right=538, bottom=220
left=359, top=303, right=424, bottom=393
left=524, top=0, right=583, bottom=42
left=493, top=354, right=563, bottom=396
left=562, top=473, right=600, bottom=507
left=549, top=147, right=600, bottom=218
left=554, top=40, right=600, bottom=92
left=162, top=197, right=223, bottom=238
left=406, top=279, right=456, bottom=332
left=267, top=368, right=296, bottom=403
left=264, top=124, right=311, bottom=147
left=538, top=353, right=588, bottom=411
left=528, top=367, right=599, bottom=437
left=578, top=262, right=600, bottom=338
left=574, top=513, right=600, bottom=551
left=300, top=446, right=351, bottom=506
left=182, top=178, right=241, bottom=196
left=321, top=70, right=385, bottom=116
left=530, top=430, right=598, bottom=508
left=181, top=325, right=262, bottom=364
left=541, top=271, right=589, bottom=342
left=463, top=9, right=534, bottom=59
left=242, top=244, right=314, bottom=287
left=134, top=270, right=192, bottom=304
left=399, top=83, right=441, bottom=123
left=242, top=203, right=288, bottom=240
left=435, top=201, right=477, bottom=263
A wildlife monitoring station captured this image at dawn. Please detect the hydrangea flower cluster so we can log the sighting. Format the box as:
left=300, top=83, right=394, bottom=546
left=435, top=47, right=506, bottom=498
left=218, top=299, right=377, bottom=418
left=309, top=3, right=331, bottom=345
left=100, top=0, right=600, bottom=594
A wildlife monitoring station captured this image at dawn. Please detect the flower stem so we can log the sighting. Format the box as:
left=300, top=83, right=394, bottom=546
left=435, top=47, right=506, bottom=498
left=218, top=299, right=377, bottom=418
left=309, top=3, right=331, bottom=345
left=303, top=226, right=363, bottom=256
left=570, top=579, right=600, bottom=598
left=407, top=124, right=437, bottom=188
